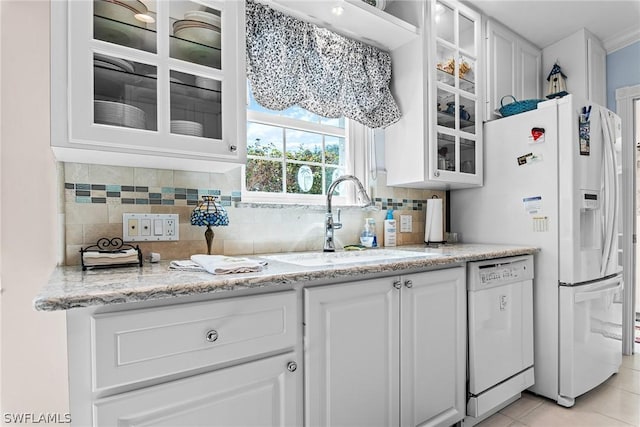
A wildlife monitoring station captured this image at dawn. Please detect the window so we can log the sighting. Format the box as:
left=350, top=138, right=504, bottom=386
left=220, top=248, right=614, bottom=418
left=245, top=85, right=369, bottom=205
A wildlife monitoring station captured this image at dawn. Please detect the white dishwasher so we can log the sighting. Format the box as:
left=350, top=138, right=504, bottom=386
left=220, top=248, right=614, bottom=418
left=464, top=255, right=535, bottom=426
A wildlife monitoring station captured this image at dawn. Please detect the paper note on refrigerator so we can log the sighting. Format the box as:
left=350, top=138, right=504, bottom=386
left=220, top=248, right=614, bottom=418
left=523, top=196, right=542, bottom=214
left=532, top=216, right=549, bottom=232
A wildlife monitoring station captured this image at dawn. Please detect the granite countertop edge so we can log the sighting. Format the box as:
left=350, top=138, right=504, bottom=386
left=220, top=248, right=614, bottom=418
left=34, top=244, right=539, bottom=312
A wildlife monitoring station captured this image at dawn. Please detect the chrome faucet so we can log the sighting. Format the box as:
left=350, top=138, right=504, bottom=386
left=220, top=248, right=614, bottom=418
left=324, top=175, right=375, bottom=252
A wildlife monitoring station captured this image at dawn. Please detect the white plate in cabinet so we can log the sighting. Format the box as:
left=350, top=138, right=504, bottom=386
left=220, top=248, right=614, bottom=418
left=94, top=352, right=298, bottom=427
left=92, top=291, right=296, bottom=391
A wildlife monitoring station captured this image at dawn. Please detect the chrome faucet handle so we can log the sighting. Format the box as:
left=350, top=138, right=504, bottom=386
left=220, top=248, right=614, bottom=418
left=334, top=208, right=342, bottom=229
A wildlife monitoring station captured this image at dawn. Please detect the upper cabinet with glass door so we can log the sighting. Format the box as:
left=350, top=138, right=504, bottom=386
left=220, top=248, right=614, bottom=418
left=383, top=0, right=482, bottom=189
left=432, top=0, right=482, bottom=184
left=51, top=0, right=245, bottom=172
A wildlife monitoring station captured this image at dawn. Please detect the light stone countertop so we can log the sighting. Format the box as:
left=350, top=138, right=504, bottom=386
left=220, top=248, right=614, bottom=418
left=33, top=243, right=539, bottom=311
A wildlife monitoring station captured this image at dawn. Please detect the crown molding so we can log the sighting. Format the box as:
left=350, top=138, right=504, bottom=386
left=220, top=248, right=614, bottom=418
left=604, top=26, right=640, bottom=54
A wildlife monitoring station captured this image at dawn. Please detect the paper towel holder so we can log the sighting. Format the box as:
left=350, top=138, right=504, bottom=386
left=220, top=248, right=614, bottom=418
left=425, top=196, right=446, bottom=246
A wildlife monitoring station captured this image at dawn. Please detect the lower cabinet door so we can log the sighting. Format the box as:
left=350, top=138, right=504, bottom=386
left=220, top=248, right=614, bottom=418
left=304, top=278, right=400, bottom=427
left=93, top=352, right=298, bottom=426
left=401, top=267, right=466, bottom=427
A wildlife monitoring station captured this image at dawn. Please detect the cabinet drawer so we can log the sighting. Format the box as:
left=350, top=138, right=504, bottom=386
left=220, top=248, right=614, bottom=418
left=93, top=352, right=298, bottom=427
left=92, top=291, right=296, bottom=391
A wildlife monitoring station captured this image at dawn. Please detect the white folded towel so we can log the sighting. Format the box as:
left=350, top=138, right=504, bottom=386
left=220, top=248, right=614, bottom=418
left=190, top=255, right=266, bottom=275
left=169, top=260, right=206, bottom=272
left=83, top=248, right=139, bottom=266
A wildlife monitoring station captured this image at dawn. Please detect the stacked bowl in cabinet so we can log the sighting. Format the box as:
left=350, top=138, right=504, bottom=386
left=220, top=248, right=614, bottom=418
left=173, top=10, right=221, bottom=48
left=95, top=100, right=146, bottom=129
left=170, top=120, right=204, bottom=137
left=93, top=54, right=147, bottom=129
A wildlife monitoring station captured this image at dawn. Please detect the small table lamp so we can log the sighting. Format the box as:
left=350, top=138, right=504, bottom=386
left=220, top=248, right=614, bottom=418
left=190, top=195, right=229, bottom=255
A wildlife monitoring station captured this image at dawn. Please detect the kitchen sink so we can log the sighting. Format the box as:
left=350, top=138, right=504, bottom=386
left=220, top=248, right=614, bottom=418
left=262, top=249, right=443, bottom=267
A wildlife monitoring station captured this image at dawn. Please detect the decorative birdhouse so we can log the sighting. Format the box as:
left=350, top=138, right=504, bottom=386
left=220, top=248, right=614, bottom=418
left=546, top=63, right=568, bottom=99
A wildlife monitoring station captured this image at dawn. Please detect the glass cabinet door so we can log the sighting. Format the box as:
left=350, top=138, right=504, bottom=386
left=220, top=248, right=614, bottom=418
left=168, top=2, right=223, bottom=140
left=432, top=0, right=480, bottom=180
left=63, top=0, right=243, bottom=164
left=90, top=0, right=223, bottom=140
left=92, top=0, right=158, bottom=132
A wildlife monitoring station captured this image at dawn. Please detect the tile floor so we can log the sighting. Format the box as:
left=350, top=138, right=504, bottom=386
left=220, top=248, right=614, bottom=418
left=477, top=344, right=640, bottom=426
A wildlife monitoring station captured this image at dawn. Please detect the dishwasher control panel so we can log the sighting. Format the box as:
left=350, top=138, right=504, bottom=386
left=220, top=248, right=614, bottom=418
left=468, top=255, right=534, bottom=290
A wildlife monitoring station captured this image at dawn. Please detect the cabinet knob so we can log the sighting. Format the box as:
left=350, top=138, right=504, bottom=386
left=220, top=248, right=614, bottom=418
left=434, top=171, right=440, bottom=177
left=393, top=280, right=402, bottom=290
left=287, top=361, right=298, bottom=372
left=205, top=329, right=219, bottom=342
left=405, top=280, right=413, bottom=288
left=229, top=145, right=238, bottom=152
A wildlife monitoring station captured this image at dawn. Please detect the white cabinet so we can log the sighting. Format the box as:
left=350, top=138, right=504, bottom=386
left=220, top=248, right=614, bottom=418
left=94, top=352, right=297, bottom=426
left=384, top=0, right=483, bottom=189
left=67, top=291, right=300, bottom=426
left=304, top=267, right=466, bottom=427
left=486, top=19, right=542, bottom=120
left=264, top=0, right=418, bottom=51
left=51, top=0, right=246, bottom=172
left=541, top=28, right=607, bottom=106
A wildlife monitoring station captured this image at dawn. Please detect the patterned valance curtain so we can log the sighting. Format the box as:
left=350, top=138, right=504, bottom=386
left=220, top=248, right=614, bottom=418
left=245, top=0, right=401, bottom=128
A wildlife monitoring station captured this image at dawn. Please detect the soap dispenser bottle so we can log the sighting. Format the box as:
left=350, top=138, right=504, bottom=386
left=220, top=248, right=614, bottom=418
left=360, top=219, right=374, bottom=248
left=384, top=210, right=397, bottom=247
left=367, top=217, right=378, bottom=248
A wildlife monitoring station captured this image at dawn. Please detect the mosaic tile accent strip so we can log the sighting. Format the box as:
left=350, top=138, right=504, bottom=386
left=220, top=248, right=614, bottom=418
left=374, top=197, right=426, bottom=211
left=66, top=182, right=432, bottom=210
left=66, top=183, right=240, bottom=206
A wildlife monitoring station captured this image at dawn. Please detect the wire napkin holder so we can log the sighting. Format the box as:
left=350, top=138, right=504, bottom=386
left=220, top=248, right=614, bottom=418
left=80, top=237, right=142, bottom=271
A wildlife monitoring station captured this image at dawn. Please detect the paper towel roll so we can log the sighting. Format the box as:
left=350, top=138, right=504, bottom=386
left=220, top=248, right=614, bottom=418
left=425, top=198, right=444, bottom=243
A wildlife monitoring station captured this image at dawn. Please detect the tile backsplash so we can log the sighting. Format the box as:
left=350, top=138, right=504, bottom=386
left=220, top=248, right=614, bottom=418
left=61, top=163, right=445, bottom=265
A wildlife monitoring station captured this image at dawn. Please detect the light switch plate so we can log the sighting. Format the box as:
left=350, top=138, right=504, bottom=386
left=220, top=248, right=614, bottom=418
left=123, top=213, right=179, bottom=242
left=400, top=215, right=412, bottom=233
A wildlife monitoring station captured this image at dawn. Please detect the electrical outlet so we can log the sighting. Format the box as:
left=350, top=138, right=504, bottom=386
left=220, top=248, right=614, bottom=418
left=400, top=215, right=412, bottom=233
left=166, top=219, right=176, bottom=236
left=123, top=213, right=179, bottom=242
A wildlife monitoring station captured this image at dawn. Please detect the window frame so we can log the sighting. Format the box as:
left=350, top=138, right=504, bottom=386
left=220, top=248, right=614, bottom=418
left=243, top=105, right=370, bottom=206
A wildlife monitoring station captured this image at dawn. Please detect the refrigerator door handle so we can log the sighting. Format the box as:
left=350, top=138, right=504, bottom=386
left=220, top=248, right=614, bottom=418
left=599, top=109, right=618, bottom=277
left=574, top=277, right=623, bottom=303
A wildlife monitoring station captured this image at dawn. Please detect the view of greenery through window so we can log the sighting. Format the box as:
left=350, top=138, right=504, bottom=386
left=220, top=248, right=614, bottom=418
left=246, top=87, right=347, bottom=197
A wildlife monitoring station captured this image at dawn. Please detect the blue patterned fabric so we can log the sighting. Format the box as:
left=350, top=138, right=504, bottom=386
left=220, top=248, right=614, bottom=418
left=245, top=0, right=401, bottom=129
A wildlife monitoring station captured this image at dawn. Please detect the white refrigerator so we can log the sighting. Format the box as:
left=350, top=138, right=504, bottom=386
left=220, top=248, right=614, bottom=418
left=451, top=94, right=623, bottom=407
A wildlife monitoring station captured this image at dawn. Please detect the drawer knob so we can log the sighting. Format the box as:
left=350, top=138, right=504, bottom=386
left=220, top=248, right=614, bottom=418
left=205, top=329, right=219, bottom=342
left=287, top=361, right=297, bottom=372
left=405, top=280, right=413, bottom=288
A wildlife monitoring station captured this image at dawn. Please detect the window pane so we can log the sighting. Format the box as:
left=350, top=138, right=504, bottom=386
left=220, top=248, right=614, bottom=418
left=325, top=136, right=345, bottom=166
left=287, top=164, right=322, bottom=194
left=286, top=129, right=323, bottom=163
left=246, top=159, right=283, bottom=192
left=247, top=123, right=284, bottom=158
left=325, top=166, right=345, bottom=194
left=281, top=105, right=324, bottom=123
left=320, top=116, right=345, bottom=128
